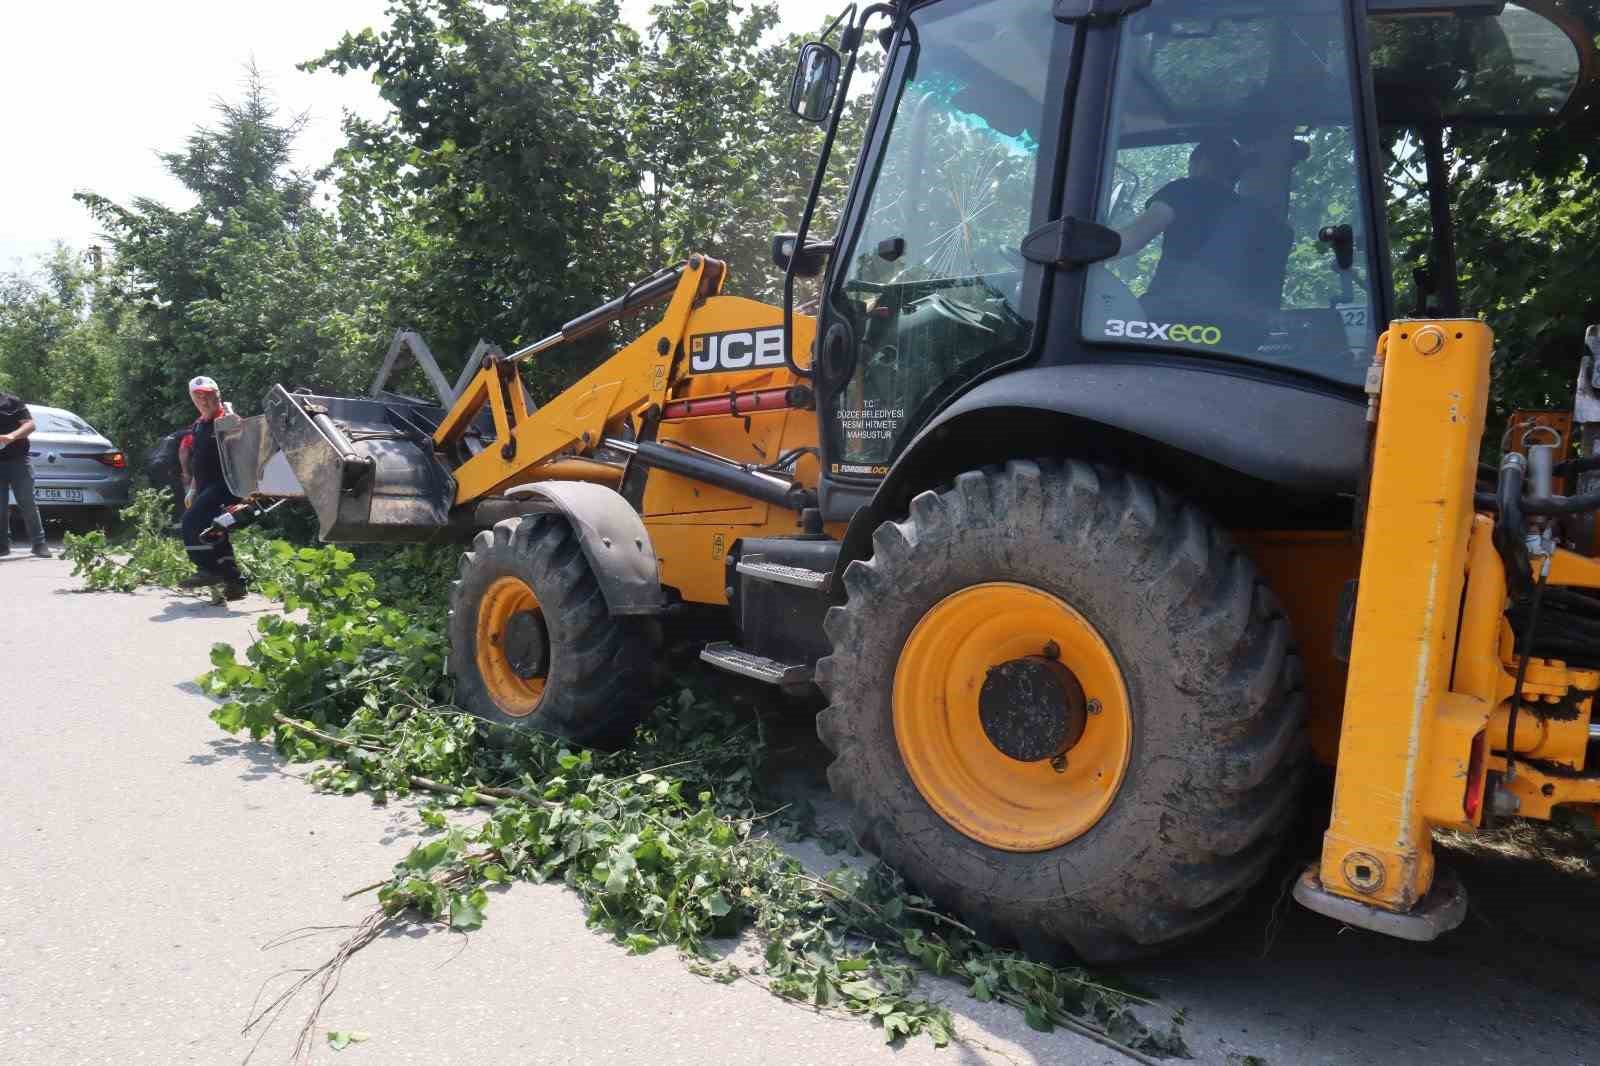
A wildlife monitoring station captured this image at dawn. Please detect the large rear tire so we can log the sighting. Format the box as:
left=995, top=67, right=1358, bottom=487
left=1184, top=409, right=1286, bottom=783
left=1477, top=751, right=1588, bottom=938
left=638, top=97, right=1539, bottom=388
left=816, top=460, right=1306, bottom=961
left=448, top=514, right=655, bottom=749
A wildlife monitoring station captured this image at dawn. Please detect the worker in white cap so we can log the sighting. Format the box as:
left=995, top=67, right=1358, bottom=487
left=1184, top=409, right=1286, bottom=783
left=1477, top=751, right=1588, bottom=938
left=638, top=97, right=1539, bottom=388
left=177, top=376, right=246, bottom=600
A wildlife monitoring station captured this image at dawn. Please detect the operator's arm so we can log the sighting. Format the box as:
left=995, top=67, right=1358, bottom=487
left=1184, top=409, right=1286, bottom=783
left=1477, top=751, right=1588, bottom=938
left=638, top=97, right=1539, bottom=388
left=1113, top=201, right=1176, bottom=259
left=0, top=417, right=36, bottom=449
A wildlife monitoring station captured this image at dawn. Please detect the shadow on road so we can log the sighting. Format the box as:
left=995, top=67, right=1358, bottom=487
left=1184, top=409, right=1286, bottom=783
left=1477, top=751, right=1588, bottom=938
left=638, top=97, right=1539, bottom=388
left=194, top=735, right=303, bottom=784
left=147, top=595, right=273, bottom=623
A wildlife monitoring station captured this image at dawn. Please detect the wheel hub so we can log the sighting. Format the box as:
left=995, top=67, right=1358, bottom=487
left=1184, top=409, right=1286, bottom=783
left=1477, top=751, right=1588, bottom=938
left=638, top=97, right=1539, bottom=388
left=978, top=656, right=1087, bottom=763
left=475, top=575, right=549, bottom=717
left=892, top=582, right=1133, bottom=852
left=503, top=609, right=549, bottom=679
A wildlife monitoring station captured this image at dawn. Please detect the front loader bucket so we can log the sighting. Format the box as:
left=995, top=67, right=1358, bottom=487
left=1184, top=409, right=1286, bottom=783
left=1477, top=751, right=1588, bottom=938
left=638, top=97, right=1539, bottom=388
left=218, top=385, right=456, bottom=544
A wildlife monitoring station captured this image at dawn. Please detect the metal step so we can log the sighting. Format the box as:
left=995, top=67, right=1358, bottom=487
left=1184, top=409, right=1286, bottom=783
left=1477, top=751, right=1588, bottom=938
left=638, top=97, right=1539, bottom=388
left=700, top=642, right=814, bottom=687
left=736, top=555, right=828, bottom=591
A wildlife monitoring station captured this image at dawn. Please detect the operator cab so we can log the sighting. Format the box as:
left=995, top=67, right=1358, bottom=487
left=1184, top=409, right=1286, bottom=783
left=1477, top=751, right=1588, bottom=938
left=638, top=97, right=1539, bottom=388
left=793, top=0, right=1594, bottom=500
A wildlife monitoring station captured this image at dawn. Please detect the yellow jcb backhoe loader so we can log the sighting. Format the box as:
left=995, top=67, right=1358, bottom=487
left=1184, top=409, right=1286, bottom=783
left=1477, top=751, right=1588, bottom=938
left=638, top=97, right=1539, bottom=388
left=219, top=0, right=1600, bottom=961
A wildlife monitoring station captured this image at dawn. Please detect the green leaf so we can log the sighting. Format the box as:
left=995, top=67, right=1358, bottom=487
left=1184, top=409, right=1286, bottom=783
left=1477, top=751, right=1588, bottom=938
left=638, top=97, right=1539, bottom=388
left=326, top=1029, right=369, bottom=1050
left=603, top=850, right=636, bottom=897
left=449, top=890, right=486, bottom=930
left=209, top=703, right=245, bottom=733
left=403, top=838, right=452, bottom=873
left=1024, top=1004, right=1053, bottom=1033
left=704, top=891, right=732, bottom=917
left=840, top=980, right=881, bottom=1001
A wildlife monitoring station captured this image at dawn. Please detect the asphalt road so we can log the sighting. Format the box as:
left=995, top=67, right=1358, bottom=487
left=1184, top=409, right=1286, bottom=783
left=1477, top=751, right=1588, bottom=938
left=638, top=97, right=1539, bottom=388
left=2, top=549, right=1598, bottom=1065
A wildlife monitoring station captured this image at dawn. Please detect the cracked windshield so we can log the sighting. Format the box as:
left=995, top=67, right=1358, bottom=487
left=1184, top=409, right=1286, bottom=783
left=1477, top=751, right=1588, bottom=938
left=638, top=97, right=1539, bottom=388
left=828, top=0, right=1063, bottom=474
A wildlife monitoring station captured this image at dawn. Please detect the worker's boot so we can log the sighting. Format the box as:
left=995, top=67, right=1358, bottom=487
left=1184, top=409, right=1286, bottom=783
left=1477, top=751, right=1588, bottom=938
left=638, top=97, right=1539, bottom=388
left=222, top=579, right=248, bottom=602
left=179, top=570, right=225, bottom=590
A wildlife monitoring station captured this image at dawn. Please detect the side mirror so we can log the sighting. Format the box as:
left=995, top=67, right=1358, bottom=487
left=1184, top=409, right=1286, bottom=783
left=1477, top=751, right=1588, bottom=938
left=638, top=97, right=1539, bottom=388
left=772, top=232, right=834, bottom=278
left=789, top=42, right=842, bottom=123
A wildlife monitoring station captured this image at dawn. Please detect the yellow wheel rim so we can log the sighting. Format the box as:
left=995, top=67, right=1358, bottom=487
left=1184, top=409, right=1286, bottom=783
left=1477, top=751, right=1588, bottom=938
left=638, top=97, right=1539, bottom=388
left=475, top=576, right=548, bottom=717
left=893, top=583, right=1133, bottom=852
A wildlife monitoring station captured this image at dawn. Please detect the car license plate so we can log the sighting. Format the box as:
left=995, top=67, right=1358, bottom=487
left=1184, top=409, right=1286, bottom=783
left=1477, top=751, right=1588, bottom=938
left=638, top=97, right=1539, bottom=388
left=35, top=488, right=85, bottom=503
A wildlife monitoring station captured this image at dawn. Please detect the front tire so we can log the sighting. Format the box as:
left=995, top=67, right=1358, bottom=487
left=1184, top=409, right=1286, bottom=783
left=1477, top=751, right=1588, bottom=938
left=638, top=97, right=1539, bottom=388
left=816, top=460, right=1305, bottom=961
left=448, top=514, right=655, bottom=749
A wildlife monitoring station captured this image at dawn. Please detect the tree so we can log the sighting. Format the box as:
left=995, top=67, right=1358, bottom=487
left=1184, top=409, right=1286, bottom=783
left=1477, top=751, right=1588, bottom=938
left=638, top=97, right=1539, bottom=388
left=0, top=248, right=86, bottom=404
left=0, top=247, right=132, bottom=442
left=309, top=0, right=860, bottom=398
left=309, top=0, right=643, bottom=394
left=1381, top=2, right=1600, bottom=425
left=72, top=68, right=406, bottom=461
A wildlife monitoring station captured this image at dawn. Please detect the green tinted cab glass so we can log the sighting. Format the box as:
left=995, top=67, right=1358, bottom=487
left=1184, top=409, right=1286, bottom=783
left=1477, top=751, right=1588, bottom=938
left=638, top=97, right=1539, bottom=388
left=1085, top=0, right=1378, bottom=388
left=826, top=0, right=1065, bottom=475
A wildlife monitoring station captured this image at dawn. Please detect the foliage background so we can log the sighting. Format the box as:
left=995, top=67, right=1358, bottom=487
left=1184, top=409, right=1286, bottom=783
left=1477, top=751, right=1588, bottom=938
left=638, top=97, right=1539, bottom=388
left=1, top=0, right=859, bottom=465
left=1, top=0, right=1597, bottom=467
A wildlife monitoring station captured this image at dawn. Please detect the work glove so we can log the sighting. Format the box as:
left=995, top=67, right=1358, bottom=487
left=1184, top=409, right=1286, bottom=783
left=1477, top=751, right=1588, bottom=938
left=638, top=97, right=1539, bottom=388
left=184, top=487, right=197, bottom=511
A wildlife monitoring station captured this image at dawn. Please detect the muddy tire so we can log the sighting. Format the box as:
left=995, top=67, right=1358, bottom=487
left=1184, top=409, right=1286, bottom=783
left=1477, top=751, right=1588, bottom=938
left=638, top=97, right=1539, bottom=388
left=815, top=460, right=1306, bottom=961
left=448, top=514, right=655, bottom=749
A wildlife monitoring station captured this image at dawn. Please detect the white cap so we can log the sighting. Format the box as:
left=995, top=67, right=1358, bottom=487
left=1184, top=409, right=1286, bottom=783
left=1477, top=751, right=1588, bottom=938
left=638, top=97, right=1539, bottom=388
left=188, top=375, right=220, bottom=394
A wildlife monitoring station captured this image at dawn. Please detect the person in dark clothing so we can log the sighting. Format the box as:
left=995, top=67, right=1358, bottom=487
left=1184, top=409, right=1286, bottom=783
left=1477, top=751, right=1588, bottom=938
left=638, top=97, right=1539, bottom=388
left=0, top=390, right=50, bottom=558
left=1115, top=136, right=1246, bottom=263
left=1113, top=136, right=1281, bottom=351
left=176, top=376, right=245, bottom=600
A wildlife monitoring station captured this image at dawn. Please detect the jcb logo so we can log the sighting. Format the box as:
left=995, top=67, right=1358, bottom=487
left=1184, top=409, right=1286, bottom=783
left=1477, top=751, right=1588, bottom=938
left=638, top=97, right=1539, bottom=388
left=691, top=327, right=787, bottom=374
left=1105, top=319, right=1223, bottom=346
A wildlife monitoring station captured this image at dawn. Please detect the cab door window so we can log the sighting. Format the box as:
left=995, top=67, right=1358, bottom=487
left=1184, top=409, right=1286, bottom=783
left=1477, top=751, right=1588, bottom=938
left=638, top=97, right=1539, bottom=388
left=1086, top=0, right=1378, bottom=387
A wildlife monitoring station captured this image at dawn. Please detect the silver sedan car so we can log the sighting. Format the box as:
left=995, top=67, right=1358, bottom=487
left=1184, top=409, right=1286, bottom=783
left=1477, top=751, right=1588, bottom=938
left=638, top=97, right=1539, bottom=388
left=6, top=405, right=131, bottom=527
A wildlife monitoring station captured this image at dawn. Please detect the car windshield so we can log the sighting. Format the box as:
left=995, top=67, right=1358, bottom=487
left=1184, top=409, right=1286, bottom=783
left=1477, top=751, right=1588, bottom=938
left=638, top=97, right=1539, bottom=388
left=29, top=409, right=97, bottom=435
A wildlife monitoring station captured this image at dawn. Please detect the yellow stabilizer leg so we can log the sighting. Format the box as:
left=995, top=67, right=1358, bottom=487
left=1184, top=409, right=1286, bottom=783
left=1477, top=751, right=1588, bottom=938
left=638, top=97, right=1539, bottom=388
left=1295, top=320, right=1493, bottom=938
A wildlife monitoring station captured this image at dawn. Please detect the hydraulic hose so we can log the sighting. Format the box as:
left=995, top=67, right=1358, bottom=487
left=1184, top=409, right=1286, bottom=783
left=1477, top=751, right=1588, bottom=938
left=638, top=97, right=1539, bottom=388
left=1555, top=454, right=1600, bottom=478
left=1502, top=556, right=1552, bottom=781
left=1490, top=455, right=1536, bottom=604
left=1476, top=488, right=1600, bottom=516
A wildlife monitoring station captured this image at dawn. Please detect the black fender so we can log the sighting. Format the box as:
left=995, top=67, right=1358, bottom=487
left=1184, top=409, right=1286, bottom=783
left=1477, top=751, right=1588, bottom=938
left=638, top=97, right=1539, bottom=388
left=830, top=362, right=1366, bottom=590
left=494, top=481, right=664, bottom=616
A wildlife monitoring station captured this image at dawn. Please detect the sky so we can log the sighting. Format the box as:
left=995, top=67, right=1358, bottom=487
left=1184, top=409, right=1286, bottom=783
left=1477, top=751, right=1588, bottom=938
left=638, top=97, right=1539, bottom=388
left=0, top=0, right=822, bottom=273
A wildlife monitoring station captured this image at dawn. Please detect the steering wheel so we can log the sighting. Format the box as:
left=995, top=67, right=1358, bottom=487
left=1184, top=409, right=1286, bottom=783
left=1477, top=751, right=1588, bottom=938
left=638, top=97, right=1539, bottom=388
left=924, top=292, right=990, bottom=328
